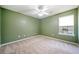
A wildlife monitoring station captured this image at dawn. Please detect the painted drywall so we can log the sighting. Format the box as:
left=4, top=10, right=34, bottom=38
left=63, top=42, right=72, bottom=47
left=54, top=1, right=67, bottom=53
left=1, top=8, right=39, bottom=44
left=41, top=9, right=78, bottom=43
left=0, top=8, right=1, bottom=45
left=78, top=8, right=79, bottom=41
left=0, top=7, right=78, bottom=44
left=38, top=19, right=42, bottom=34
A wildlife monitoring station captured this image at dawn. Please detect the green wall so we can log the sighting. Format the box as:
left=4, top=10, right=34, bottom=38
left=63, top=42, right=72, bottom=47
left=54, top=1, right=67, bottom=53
left=0, top=7, right=79, bottom=44
left=41, top=9, right=78, bottom=43
left=1, top=8, right=39, bottom=44
left=78, top=8, right=79, bottom=42
left=0, top=8, right=1, bottom=44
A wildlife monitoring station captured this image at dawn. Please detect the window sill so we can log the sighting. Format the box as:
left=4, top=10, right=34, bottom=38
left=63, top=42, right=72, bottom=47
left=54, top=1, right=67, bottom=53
left=58, top=33, right=74, bottom=36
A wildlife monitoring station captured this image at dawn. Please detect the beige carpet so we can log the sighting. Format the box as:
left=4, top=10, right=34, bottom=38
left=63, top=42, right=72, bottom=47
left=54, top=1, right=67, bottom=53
left=0, top=35, right=79, bottom=54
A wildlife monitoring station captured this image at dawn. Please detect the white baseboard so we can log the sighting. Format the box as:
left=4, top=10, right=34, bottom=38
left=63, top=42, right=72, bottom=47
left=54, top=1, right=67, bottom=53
left=42, top=35, right=79, bottom=46
left=1, top=35, right=39, bottom=47
left=1, top=35, right=79, bottom=47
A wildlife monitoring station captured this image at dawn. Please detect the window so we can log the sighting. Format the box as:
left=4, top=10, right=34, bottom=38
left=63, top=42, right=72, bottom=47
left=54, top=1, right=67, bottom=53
left=59, top=14, right=74, bottom=36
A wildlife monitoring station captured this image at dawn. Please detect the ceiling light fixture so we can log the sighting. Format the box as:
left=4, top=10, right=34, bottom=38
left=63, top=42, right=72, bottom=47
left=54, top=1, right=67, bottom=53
left=38, top=13, right=44, bottom=16
left=36, top=5, right=49, bottom=16
left=38, top=5, right=44, bottom=10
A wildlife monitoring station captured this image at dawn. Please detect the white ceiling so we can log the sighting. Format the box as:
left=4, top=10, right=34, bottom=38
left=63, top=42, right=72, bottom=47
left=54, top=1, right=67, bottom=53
left=1, top=5, right=79, bottom=19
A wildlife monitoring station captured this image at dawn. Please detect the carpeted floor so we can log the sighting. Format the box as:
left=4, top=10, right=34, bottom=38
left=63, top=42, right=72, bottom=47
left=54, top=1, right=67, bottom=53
left=0, top=35, right=79, bottom=54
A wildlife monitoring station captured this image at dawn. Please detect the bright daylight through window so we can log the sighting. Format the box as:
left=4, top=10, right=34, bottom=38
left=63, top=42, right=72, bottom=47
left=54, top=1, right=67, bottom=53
left=59, top=14, right=74, bottom=36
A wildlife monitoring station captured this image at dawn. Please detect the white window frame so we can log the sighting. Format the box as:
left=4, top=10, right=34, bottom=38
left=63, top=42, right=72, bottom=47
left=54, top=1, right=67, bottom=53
left=58, top=14, right=74, bottom=36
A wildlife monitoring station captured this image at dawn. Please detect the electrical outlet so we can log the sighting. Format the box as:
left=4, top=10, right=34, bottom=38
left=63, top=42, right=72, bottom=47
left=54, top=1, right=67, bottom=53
left=23, top=35, right=26, bottom=37
left=18, top=35, right=21, bottom=38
